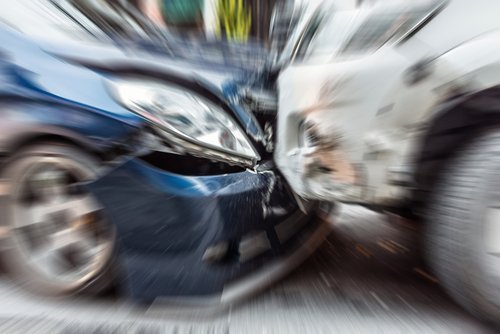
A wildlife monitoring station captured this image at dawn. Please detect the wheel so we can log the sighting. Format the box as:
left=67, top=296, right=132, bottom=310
left=1, top=142, right=116, bottom=296
left=426, top=130, right=500, bottom=324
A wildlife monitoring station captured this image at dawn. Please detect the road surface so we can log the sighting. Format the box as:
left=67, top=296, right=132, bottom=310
left=0, top=205, right=495, bottom=333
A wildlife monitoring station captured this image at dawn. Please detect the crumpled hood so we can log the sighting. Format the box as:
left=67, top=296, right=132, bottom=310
left=40, top=37, right=268, bottom=90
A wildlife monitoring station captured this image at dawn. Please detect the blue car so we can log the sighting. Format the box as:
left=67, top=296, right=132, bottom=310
left=0, top=0, right=330, bottom=305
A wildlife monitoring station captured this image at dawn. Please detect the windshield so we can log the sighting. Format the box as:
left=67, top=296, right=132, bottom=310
left=291, top=0, right=448, bottom=62
left=293, top=9, right=364, bottom=62
left=292, top=9, right=328, bottom=60
left=0, top=0, right=162, bottom=45
left=273, top=4, right=324, bottom=67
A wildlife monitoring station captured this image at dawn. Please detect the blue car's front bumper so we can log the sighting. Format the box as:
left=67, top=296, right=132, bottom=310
left=87, top=155, right=331, bottom=305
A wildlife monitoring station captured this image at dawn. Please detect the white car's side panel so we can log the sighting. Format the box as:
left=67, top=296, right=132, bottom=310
left=276, top=49, right=413, bottom=203
left=276, top=0, right=500, bottom=205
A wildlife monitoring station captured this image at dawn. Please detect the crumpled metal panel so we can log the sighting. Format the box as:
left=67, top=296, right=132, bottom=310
left=85, top=157, right=317, bottom=302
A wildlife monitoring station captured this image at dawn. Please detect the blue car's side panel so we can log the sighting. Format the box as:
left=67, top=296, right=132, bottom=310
left=0, top=57, right=142, bottom=128
left=0, top=101, right=141, bottom=155
left=0, top=27, right=145, bottom=156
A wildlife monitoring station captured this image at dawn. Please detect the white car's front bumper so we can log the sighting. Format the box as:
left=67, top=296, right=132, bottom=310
left=275, top=49, right=440, bottom=205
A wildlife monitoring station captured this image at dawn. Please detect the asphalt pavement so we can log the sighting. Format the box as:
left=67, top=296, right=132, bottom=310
left=0, top=205, right=496, bottom=333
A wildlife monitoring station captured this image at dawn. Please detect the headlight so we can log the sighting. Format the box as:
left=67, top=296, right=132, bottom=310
left=107, top=78, right=259, bottom=166
left=340, top=0, right=447, bottom=56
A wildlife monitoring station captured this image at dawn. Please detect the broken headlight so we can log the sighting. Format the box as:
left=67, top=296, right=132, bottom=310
left=107, top=78, right=259, bottom=166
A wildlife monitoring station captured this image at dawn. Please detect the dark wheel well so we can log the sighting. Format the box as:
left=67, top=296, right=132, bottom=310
left=412, top=86, right=500, bottom=211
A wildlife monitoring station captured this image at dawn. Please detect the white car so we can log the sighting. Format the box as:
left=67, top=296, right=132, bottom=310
left=276, top=0, right=500, bottom=323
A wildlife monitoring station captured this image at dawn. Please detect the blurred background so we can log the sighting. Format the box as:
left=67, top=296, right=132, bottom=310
left=0, top=0, right=500, bottom=333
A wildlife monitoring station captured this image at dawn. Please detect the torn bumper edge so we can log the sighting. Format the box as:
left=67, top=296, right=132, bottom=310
left=84, top=155, right=333, bottom=303
left=150, top=216, right=332, bottom=312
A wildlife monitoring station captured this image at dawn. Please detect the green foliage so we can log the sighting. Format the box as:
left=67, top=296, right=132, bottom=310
left=216, top=0, right=252, bottom=41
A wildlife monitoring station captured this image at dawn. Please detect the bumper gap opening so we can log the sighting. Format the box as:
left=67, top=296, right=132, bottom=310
left=139, top=152, right=246, bottom=176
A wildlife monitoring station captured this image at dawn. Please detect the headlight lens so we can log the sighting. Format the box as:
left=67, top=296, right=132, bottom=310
left=107, top=78, right=259, bottom=165
left=340, top=0, right=446, bottom=56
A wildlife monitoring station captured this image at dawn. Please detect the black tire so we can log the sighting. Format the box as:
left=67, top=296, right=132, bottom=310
left=426, top=130, right=500, bottom=324
left=0, top=142, right=117, bottom=297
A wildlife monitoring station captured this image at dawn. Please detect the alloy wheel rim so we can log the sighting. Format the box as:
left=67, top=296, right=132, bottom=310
left=9, top=156, right=114, bottom=289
